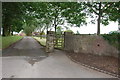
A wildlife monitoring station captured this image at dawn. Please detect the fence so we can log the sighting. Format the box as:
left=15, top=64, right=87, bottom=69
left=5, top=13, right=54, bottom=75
left=54, top=33, right=64, bottom=49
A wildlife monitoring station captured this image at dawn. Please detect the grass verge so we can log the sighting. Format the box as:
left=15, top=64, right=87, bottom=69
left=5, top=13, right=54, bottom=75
left=33, top=37, right=46, bottom=46
left=1, top=36, right=23, bottom=49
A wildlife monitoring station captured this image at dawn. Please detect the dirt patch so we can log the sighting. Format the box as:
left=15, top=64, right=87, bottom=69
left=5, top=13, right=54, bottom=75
left=66, top=52, right=120, bottom=76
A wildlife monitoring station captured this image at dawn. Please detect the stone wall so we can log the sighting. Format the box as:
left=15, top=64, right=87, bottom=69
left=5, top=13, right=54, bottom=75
left=46, top=31, right=55, bottom=53
left=64, top=32, right=119, bottom=58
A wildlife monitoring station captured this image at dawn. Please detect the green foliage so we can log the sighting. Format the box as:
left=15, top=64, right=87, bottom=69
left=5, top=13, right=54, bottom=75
left=109, top=31, right=120, bottom=34
left=40, top=32, right=45, bottom=35
left=23, top=23, right=36, bottom=36
left=76, top=31, right=80, bottom=34
left=61, top=2, right=87, bottom=27
left=84, top=2, right=119, bottom=35
left=56, top=26, right=63, bottom=34
left=1, top=36, right=23, bottom=49
left=107, top=2, right=120, bottom=22
left=101, top=32, right=120, bottom=48
left=2, top=2, right=26, bottom=36
left=2, top=2, right=119, bottom=36
left=64, top=30, right=74, bottom=33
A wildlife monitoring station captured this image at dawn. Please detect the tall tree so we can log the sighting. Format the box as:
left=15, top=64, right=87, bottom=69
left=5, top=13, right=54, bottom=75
left=61, top=2, right=87, bottom=27
left=85, top=2, right=120, bottom=35
left=106, top=2, right=120, bottom=26
left=46, top=3, right=65, bottom=34
left=2, top=2, right=26, bottom=36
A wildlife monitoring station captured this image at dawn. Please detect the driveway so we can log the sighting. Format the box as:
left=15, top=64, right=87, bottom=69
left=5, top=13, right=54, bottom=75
left=2, top=36, right=46, bottom=57
left=2, top=37, right=114, bottom=78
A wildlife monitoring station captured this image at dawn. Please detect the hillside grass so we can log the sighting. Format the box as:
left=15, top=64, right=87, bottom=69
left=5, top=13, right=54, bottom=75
left=1, top=36, right=23, bottom=49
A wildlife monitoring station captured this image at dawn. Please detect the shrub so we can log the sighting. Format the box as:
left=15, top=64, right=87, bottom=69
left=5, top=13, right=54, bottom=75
left=101, top=32, right=120, bottom=48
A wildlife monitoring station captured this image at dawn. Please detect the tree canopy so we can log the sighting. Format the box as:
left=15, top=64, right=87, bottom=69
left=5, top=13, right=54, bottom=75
left=2, top=2, right=119, bottom=36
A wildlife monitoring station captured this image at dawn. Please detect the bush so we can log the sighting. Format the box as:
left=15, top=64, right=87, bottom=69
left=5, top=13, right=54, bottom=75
left=101, top=32, right=120, bottom=48
left=64, top=30, right=74, bottom=34
left=40, top=32, right=45, bottom=35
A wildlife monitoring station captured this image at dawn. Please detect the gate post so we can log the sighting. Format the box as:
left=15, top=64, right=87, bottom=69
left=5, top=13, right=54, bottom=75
left=64, top=32, right=73, bottom=50
left=46, top=31, right=55, bottom=53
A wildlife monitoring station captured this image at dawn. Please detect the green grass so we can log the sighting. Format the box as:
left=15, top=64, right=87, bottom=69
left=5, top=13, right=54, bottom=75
left=0, top=36, right=2, bottom=50
left=33, top=37, right=46, bottom=46
left=1, top=36, right=23, bottom=49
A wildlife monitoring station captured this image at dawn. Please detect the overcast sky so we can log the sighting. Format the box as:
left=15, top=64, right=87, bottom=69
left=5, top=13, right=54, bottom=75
left=49, top=15, right=119, bottom=34
left=69, top=21, right=118, bottom=34
left=49, top=20, right=118, bottom=34
left=58, top=16, right=119, bottom=34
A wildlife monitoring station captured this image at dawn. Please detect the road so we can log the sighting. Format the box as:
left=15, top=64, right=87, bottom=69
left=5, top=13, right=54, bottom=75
left=2, top=37, right=114, bottom=78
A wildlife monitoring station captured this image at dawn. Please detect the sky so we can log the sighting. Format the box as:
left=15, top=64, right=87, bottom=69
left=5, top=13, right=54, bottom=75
left=50, top=16, right=119, bottom=34
left=57, top=16, right=119, bottom=34
left=69, top=21, right=118, bottom=34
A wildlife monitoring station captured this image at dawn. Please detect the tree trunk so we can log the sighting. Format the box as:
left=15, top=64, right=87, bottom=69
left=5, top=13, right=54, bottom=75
left=97, top=15, right=101, bottom=35
left=10, top=26, right=13, bottom=36
left=2, top=20, right=8, bottom=36
left=2, top=26, right=5, bottom=36
left=2, top=15, right=10, bottom=36
left=8, top=26, right=11, bottom=36
left=118, top=18, right=120, bottom=30
left=54, top=16, right=57, bottom=34
left=97, top=2, right=102, bottom=35
left=11, top=30, right=13, bottom=35
left=54, top=8, right=58, bottom=34
left=2, top=26, right=8, bottom=36
left=55, top=24, right=57, bottom=34
left=47, top=26, right=48, bottom=32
